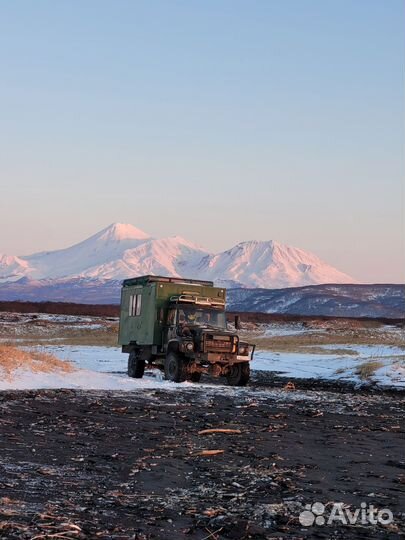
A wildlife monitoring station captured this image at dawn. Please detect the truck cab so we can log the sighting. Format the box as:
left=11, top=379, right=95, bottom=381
left=118, top=275, right=254, bottom=385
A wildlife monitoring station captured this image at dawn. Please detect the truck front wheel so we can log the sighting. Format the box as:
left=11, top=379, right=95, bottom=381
left=226, top=362, right=250, bottom=386
left=128, top=351, right=145, bottom=379
left=164, top=352, right=186, bottom=383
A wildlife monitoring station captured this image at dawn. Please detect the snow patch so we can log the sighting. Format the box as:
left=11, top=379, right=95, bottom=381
left=252, top=345, right=405, bottom=388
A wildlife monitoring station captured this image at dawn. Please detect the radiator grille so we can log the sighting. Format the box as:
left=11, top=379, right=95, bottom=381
left=204, top=335, right=235, bottom=353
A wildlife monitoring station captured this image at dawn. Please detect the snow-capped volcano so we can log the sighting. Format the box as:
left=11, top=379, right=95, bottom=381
left=198, top=240, right=354, bottom=288
left=23, top=223, right=151, bottom=280
left=0, top=223, right=355, bottom=288
left=81, top=235, right=207, bottom=280
left=0, top=255, right=31, bottom=283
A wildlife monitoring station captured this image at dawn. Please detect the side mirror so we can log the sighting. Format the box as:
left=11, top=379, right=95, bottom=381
left=234, top=315, right=240, bottom=330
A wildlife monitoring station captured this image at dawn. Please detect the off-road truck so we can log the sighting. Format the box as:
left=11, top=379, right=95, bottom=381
left=118, top=275, right=254, bottom=385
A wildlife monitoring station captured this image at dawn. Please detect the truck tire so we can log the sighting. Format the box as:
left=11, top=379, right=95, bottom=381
left=226, top=362, right=250, bottom=386
left=164, top=352, right=186, bottom=383
left=128, top=351, right=145, bottom=379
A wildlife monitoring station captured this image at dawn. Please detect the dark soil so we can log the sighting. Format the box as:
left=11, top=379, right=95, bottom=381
left=0, top=385, right=404, bottom=539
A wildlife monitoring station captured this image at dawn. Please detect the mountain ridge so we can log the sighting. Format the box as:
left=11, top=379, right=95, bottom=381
left=0, top=278, right=402, bottom=319
left=0, top=222, right=355, bottom=288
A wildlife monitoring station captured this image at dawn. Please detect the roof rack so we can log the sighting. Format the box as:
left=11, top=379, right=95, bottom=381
left=170, top=294, right=226, bottom=307
left=122, top=275, right=214, bottom=287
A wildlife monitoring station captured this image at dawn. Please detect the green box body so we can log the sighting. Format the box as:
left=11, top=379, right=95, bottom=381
left=118, top=275, right=226, bottom=348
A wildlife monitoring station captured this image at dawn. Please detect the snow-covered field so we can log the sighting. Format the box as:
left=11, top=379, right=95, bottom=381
left=0, top=341, right=403, bottom=391
left=1, top=312, right=404, bottom=391
left=253, top=345, right=405, bottom=388
left=37, top=342, right=405, bottom=386
left=0, top=364, right=175, bottom=391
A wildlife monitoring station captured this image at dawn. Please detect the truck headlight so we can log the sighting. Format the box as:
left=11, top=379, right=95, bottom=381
left=185, top=342, right=194, bottom=352
left=238, top=344, right=249, bottom=356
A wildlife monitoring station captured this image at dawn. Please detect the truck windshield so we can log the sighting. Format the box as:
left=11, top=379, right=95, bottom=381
left=177, top=306, right=226, bottom=329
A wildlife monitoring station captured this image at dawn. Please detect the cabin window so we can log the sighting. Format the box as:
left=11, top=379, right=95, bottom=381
left=135, top=294, right=142, bottom=316
left=129, top=293, right=142, bottom=317
left=167, top=309, right=176, bottom=325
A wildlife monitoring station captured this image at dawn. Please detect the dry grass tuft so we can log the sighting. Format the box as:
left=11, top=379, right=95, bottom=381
left=0, top=344, right=75, bottom=381
left=355, top=360, right=384, bottom=380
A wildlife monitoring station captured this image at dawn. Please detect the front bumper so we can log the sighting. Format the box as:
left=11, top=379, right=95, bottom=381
left=191, top=348, right=254, bottom=364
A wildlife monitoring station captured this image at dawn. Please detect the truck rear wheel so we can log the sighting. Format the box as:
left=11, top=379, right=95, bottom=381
left=226, top=362, right=250, bottom=386
left=164, top=352, right=186, bottom=383
left=128, top=351, right=145, bottom=379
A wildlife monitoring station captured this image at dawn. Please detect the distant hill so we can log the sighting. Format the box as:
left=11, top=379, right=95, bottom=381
left=227, top=284, right=405, bottom=319
left=0, top=278, right=402, bottom=319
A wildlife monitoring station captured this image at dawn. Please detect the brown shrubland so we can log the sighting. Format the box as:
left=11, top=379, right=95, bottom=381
left=0, top=344, right=74, bottom=381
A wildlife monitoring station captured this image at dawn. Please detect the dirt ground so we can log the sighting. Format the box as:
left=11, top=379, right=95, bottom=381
left=1, top=312, right=404, bottom=538
left=0, top=312, right=119, bottom=347
left=0, top=311, right=404, bottom=352
left=0, top=384, right=404, bottom=540
left=237, top=319, right=405, bottom=352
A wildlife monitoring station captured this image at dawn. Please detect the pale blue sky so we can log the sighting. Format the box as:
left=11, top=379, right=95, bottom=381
left=0, top=1, right=403, bottom=282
